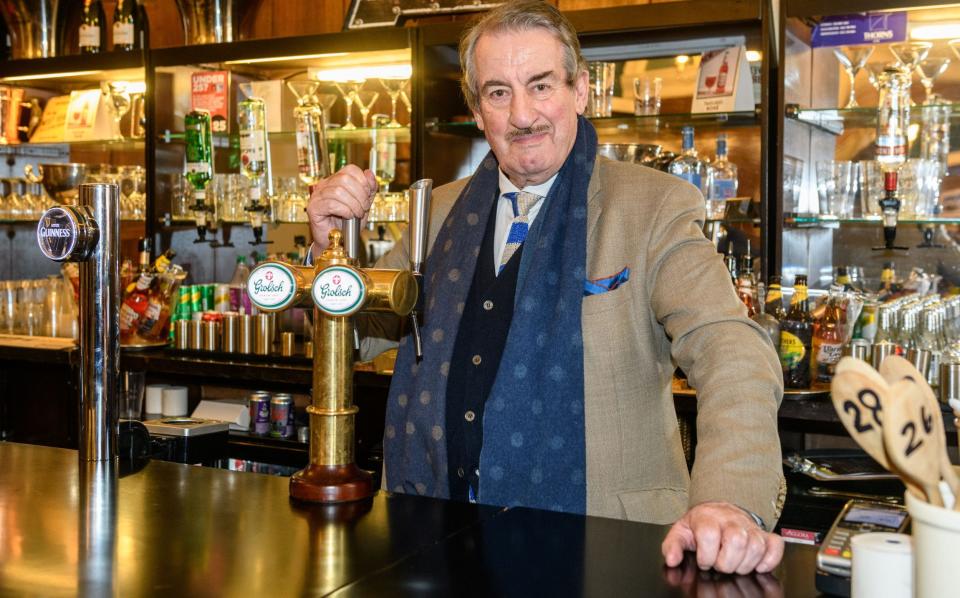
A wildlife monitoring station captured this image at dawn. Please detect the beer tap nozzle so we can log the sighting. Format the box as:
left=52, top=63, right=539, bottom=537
left=407, top=178, right=433, bottom=361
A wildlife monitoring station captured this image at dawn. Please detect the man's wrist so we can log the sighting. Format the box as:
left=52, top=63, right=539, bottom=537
left=736, top=505, right=766, bottom=531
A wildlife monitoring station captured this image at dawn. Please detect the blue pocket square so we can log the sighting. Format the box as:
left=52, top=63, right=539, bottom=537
left=583, top=267, right=630, bottom=296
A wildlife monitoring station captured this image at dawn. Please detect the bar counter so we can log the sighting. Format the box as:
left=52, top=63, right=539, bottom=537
left=0, top=442, right=820, bottom=597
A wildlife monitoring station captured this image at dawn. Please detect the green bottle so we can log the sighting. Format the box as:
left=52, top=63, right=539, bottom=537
left=184, top=109, right=214, bottom=201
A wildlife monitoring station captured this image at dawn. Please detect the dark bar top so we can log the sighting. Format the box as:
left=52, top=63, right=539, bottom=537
left=0, top=442, right=820, bottom=597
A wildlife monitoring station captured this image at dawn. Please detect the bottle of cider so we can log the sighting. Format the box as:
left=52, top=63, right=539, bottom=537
left=780, top=274, right=813, bottom=388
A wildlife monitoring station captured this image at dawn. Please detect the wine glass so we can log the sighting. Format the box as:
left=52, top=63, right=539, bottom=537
left=916, top=57, right=951, bottom=104
left=332, top=81, right=363, bottom=130
left=832, top=46, right=874, bottom=108
left=379, top=78, right=408, bottom=127
left=890, top=41, right=933, bottom=72
left=100, top=81, right=131, bottom=141
left=354, top=90, right=379, bottom=128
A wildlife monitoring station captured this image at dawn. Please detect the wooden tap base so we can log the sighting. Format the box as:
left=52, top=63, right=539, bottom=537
left=289, top=463, right=376, bottom=503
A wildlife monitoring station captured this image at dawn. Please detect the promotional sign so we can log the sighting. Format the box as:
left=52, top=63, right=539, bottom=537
left=63, top=89, right=114, bottom=142
left=812, top=12, right=908, bottom=48
left=691, top=46, right=755, bottom=113
left=311, top=266, right=366, bottom=317
left=191, top=70, right=230, bottom=133
left=30, top=95, right=71, bottom=143
left=247, top=263, right=298, bottom=312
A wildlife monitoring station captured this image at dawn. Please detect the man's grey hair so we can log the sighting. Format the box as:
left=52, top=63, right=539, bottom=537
left=459, top=0, right=587, bottom=112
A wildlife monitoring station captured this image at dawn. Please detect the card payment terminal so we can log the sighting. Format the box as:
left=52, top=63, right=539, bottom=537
left=815, top=499, right=909, bottom=596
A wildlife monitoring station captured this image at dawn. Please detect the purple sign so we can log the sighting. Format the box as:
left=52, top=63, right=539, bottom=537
left=812, top=12, right=907, bottom=48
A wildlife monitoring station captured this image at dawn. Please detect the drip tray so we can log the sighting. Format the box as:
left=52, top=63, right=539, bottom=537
left=142, top=417, right=230, bottom=437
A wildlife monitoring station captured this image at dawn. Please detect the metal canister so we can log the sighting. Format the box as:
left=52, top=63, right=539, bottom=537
left=871, top=341, right=899, bottom=370
left=303, top=341, right=314, bottom=358
left=222, top=314, right=239, bottom=353
left=846, top=338, right=871, bottom=362
left=214, top=283, right=232, bottom=312
left=270, top=393, right=294, bottom=438
left=188, top=319, right=203, bottom=350
left=254, top=314, right=273, bottom=355
left=906, top=347, right=932, bottom=382
left=940, top=361, right=960, bottom=405
left=281, top=332, right=295, bottom=357
left=174, top=319, right=190, bottom=349
left=201, top=320, right=220, bottom=351
left=248, top=392, right=271, bottom=436
left=238, top=314, right=253, bottom=354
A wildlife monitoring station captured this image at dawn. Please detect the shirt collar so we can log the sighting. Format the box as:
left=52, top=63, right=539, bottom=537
left=498, top=169, right=558, bottom=200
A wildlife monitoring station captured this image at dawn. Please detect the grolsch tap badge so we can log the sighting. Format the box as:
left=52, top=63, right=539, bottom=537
left=247, top=263, right=297, bottom=312
left=312, top=266, right=365, bottom=317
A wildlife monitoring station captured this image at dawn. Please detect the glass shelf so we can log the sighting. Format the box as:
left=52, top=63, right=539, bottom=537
left=786, top=214, right=960, bottom=227
left=430, top=110, right=762, bottom=136
left=786, top=102, right=960, bottom=135
left=0, top=139, right=145, bottom=154
left=158, top=126, right=410, bottom=147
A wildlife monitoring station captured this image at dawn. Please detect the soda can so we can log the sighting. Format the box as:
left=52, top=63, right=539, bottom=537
left=177, top=286, right=193, bottom=320
left=214, top=283, right=232, bottom=312
left=203, top=284, right=216, bottom=311
left=248, top=392, right=271, bottom=436
left=190, top=284, right=203, bottom=314
left=270, top=393, right=294, bottom=438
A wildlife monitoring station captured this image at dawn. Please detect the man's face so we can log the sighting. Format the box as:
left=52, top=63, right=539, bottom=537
left=471, top=28, right=588, bottom=188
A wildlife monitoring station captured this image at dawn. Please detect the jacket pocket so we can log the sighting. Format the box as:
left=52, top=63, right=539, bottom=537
left=616, top=487, right=688, bottom=525
left=582, top=285, right=630, bottom=316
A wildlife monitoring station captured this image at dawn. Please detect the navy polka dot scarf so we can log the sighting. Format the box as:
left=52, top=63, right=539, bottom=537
left=384, top=116, right=596, bottom=514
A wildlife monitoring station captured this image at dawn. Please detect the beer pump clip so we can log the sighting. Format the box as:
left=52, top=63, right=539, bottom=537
left=873, top=170, right=909, bottom=252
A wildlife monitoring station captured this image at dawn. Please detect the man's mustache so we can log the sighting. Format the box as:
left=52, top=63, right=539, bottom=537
left=507, top=125, right=551, bottom=140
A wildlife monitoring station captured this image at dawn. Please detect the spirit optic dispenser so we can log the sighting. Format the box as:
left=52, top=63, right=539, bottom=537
left=246, top=180, right=431, bottom=502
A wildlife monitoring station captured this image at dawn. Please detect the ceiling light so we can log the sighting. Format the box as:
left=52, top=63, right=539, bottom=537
left=1, top=70, right=101, bottom=82
left=311, top=64, right=413, bottom=81
left=910, top=23, right=960, bottom=40
left=746, top=50, right=762, bottom=62
left=223, top=52, right=349, bottom=65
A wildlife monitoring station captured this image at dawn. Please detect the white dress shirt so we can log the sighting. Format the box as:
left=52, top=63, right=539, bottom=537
left=493, top=170, right=557, bottom=275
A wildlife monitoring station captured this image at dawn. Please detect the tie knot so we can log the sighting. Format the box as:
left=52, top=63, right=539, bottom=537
left=504, top=191, right=541, bottom=218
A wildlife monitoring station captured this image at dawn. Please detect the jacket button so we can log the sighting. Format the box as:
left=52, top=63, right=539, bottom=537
left=464, top=410, right=476, bottom=422
left=483, top=300, right=494, bottom=311
left=471, top=354, right=482, bottom=366
left=457, top=467, right=465, bottom=478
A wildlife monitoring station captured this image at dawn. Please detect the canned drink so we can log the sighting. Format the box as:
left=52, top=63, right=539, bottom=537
left=177, top=285, right=193, bottom=319
left=214, top=283, right=232, bottom=312
left=249, top=392, right=271, bottom=436
left=855, top=300, right=878, bottom=343
left=203, top=284, right=216, bottom=311
left=190, top=284, right=203, bottom=314
left=270, top=393, right=294, bottom=438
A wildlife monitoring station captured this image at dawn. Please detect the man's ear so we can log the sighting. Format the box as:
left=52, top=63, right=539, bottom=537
left=574, top=69, right=588, bottom=115
left=472, top=105, right=486, bottom=131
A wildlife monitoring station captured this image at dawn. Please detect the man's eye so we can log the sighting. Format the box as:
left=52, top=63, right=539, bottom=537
left=534, top=84, right=550, bottom=92
left=489, top=89, right=508, bottom=99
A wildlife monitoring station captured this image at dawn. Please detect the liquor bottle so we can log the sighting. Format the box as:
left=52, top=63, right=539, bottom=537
left=752, top=282, right=781, bottom=349
left=707, top=134, right=737, bottom=219
left=780, top=274, right=813, bottom=389
left=716, top=52, right=729, bottom=94
left=877, top=261, right=901, bottom=300
left=668, top=126, right=709, bottom=196
left=237, top=91, right=268, bottom=200
left=875, top=66, right=910, bottom=172
left=134, top=0, right=149, bottom=49
left=79, top=0, right=105, bottom=55
left=135, top=237, right=152, bottom=274
left=120, top=249, right=176, bottom=338
left=289, top=85, right=330, bottom=186
left=138, top=262, right=184, bottom=339
left=736, top=241, right=758, bottom=317
left=765, top=275, right=787, bottom=321
left=370, top=127, right=397, bottom=195
left=184, top=109, right=215, bottom=237
left=724, top=246, right=738, bottom=286
left=812, top=289, right=844, bottom=383
left=113, top=0, right=136, bottom=51
left=835, top=266, right=856, bottom=292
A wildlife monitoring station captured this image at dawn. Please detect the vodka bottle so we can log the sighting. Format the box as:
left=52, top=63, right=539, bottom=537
left=668, top=126, right=709, bottom=196
left=875, top=66, right=910, bottom=171
left=708, top=133, right=737, bottom=219
left=294, top=101, right=330, bottom=185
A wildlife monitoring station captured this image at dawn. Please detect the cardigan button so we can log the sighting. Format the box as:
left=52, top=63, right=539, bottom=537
left=464, top=410, right=476, bottom=422
left=483, top=300, right=494, bottom=311
left=471, top=354, right=482, bottom=366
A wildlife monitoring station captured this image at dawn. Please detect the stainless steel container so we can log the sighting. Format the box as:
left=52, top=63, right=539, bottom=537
left=201, top=321, right=219, bottom=351
left=303, top=341, right=314, bottom=358
left=0, top=0, right=59, bottom=58
left=222, top=314, right=239, bottom=353
left=254, top=314, right=272, bottom=355
left=174, top=320, right=190, bottom=350
left=906, top=348, right=932, bottom=382
left=871, top=341, right=899, bottom=370
left=847, top=338, right=871, bottom=362
left=174, top=0, right=260, bottom=44
left=188, top=320, right=203, bottom=351
left=940, top=362, right=960, bottom=405
left=281, top=332, right=295, bottom=357
left=238, top=315, right=253, bottom=353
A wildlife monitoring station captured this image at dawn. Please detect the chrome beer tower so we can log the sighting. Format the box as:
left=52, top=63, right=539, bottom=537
left=248, top=180, right=431, bottom=502
left=37, top=183, right=121, bottom=462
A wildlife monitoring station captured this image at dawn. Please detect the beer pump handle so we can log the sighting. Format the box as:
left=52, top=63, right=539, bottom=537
left=343, top=217, right=362, bottom=350
left=407, top=179, right=433, bottom=360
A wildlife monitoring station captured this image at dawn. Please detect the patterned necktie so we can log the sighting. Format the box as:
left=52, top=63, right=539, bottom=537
left=499, top=191, right=541, bottom=273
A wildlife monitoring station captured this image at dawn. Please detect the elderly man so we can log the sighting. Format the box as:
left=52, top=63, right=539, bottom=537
left=307, top=0, right=784, bottom=575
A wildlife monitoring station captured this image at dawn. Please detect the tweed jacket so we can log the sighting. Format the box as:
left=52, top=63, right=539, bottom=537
left=369, top=156, right=785, bottom=528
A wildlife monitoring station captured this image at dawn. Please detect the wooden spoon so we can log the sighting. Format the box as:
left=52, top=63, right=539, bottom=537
left=880, top=355, right=960, bottom=507
left=883, top=378, right=944, bottom=507
left=831, top=369, right=926, bottom=501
